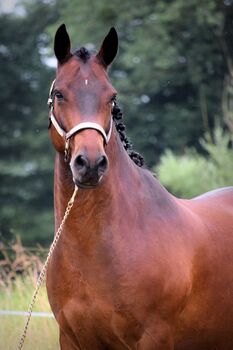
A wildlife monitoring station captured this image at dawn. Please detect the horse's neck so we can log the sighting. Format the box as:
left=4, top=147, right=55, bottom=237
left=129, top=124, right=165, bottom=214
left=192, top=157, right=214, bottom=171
left=53, top=129, right=174, bottom=230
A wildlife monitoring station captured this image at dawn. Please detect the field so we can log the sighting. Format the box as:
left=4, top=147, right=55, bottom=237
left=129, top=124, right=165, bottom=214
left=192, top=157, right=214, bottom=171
left=0, top=274, right=59, bottom=350
left=0, top=240, right=59, bottom=349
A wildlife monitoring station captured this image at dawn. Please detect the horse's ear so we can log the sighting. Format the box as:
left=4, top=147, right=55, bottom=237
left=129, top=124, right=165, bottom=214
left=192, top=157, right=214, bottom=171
left=54, top=24, right=71, bottom=64
left=97, top=27, right=118, bottom=67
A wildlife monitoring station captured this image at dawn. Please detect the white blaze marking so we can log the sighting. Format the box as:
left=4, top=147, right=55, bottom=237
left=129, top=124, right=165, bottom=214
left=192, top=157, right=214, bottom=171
left=85, top=79, right=88, bottom=85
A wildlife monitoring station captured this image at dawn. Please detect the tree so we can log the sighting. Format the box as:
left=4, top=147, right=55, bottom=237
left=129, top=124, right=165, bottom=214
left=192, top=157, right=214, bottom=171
left=0, top=1, right=59, bottom=245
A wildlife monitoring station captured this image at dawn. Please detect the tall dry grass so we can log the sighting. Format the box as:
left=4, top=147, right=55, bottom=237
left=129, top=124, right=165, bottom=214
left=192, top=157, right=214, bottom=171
left=0, top=237, right=59, bottom=349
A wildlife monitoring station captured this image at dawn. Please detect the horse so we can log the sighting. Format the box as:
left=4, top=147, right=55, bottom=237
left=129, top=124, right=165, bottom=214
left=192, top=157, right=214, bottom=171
left=46, top=24, right=233, bottom=350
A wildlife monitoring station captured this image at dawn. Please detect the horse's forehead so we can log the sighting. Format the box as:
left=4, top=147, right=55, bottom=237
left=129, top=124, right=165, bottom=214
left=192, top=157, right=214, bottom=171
left=57, top=56, right=108, bottom=87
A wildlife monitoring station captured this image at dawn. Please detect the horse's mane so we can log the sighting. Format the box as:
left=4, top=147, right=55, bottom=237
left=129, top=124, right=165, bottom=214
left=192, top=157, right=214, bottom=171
left=112, top=102, right=145, bottom=167
left=74, top=47, right=145, bottom=167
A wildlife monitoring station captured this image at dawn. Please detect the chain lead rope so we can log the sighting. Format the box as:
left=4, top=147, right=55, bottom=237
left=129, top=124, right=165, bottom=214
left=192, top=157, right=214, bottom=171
left=17, top=186, right=79, bottom=350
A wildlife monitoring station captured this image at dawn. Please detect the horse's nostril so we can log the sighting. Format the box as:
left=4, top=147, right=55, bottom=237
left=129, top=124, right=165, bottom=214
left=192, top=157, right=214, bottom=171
left=97, top=156, right=107, bottom=168
left=73, top=154, right=108, bottom=182
left=75, top=155, right=89, bottom=172
left=96, top=155, right=108, bottom=174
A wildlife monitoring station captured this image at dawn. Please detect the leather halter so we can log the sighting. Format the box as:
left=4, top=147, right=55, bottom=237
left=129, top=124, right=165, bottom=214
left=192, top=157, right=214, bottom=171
left=47, top=80, right=113, bottom=162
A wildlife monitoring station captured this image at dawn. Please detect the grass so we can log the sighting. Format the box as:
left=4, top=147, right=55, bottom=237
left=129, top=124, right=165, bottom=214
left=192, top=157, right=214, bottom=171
left=0, top=273, right=59, bottom=350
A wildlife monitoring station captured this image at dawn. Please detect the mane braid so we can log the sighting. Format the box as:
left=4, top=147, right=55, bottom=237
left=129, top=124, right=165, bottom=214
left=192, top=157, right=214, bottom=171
left=112, top=102, right=145, bottom=167
left=74, top=47, right=90, bottom=63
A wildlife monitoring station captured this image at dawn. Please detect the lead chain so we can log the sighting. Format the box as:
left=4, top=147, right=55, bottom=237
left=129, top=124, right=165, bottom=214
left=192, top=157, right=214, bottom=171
left=17, top=186, right=79, bottom=350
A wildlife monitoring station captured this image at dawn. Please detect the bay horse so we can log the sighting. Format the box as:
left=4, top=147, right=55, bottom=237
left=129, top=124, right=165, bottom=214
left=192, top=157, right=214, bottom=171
left=46, top=24, right=233, bottom=350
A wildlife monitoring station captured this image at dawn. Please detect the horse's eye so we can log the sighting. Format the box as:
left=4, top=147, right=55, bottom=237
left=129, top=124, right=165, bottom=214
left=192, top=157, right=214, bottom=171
left=54, top=91, right=64, bottom=101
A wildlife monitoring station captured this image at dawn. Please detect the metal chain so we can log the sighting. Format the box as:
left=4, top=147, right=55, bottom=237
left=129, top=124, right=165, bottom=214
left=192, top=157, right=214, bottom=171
left=17, top=186, right=79, bottom=350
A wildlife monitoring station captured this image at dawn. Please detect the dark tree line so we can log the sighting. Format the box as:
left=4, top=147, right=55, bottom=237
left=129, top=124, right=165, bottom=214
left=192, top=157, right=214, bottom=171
left=0, top=0, right=232, bottom=245
left=0, top=2, right=58, bottom=245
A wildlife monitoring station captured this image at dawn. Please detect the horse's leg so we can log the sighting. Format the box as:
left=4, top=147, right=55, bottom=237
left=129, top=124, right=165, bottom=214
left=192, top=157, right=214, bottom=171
left=59, top=329, right=81, bottom=350
left=137, top=321, right=174, bottom=350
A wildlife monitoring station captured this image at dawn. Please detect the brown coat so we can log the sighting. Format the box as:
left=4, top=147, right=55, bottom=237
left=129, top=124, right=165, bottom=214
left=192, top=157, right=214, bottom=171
left=46, top=25, right=233, bottom=350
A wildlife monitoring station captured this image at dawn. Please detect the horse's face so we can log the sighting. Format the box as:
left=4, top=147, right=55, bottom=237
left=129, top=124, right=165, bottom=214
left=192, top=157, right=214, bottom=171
left=50, top=25, right=118, bottom=188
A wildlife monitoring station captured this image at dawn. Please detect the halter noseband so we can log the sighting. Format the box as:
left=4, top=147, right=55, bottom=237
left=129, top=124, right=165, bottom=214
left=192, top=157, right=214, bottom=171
left=47, top=80, right=113, bottom=162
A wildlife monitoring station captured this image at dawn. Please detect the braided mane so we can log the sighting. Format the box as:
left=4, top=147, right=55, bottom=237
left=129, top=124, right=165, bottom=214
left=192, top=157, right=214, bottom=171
left=112, top=102, right=145, bottom=167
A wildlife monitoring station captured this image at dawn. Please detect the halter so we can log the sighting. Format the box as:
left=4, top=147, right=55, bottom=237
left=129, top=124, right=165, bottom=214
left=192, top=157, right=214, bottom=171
left=47, top=80, right=113, bottom=162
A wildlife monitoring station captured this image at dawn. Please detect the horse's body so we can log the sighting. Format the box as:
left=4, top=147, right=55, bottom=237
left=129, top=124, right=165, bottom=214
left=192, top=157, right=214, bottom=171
left=46, top=25, right=233, bottom=349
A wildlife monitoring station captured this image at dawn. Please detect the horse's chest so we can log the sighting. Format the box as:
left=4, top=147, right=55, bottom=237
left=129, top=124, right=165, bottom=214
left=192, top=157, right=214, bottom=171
left=48, top=252, right=143, bottom=348
left=57, top=291, right=143, bottom=349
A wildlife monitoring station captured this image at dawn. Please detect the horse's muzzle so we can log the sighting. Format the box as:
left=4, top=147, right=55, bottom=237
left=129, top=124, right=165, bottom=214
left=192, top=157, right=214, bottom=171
left=70, top=153, right=108, bottom=189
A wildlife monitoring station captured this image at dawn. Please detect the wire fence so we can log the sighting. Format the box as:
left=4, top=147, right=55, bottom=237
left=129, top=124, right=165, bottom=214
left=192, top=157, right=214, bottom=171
left=0, top=310, right=54, bottom=318
left=0, top=239, right=55, bottom=323
left=1, top=247, right=49, bottom=252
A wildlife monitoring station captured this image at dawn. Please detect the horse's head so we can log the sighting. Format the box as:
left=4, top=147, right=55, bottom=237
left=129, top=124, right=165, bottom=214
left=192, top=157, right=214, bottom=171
left=48, top=24, right=118, bottom=189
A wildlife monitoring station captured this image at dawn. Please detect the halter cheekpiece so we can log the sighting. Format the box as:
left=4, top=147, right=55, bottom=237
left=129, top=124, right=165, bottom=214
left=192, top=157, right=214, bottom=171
left=47, top=80, right=113, bottom=162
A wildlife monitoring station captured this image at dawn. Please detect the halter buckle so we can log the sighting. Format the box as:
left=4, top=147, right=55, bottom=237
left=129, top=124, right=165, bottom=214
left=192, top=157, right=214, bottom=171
left=47, top=80, right=56, bottom=109
left=64, top=139, right=70, bottom=162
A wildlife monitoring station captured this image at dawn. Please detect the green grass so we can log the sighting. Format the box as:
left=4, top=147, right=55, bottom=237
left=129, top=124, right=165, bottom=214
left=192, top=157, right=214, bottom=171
left=0, top=273, right=59, bottom=349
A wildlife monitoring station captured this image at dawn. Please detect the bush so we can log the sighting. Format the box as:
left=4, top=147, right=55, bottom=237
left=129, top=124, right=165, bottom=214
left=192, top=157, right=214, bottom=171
left=156, top=128, right=233, bottom=198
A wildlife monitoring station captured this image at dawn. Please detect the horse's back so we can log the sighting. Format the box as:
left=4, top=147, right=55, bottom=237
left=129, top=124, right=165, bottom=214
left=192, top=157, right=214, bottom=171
left=182, top=186, right=233, bottom=224
left=193, top=186, right=233, bottom=202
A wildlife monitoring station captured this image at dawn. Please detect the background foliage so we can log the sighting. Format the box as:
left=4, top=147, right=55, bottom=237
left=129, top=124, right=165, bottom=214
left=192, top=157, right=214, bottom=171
left=0, top=0, right=232, bottom=246
left=157, top=127, right=233, bottom=198
left=0, top=2, right=60, bottom=245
